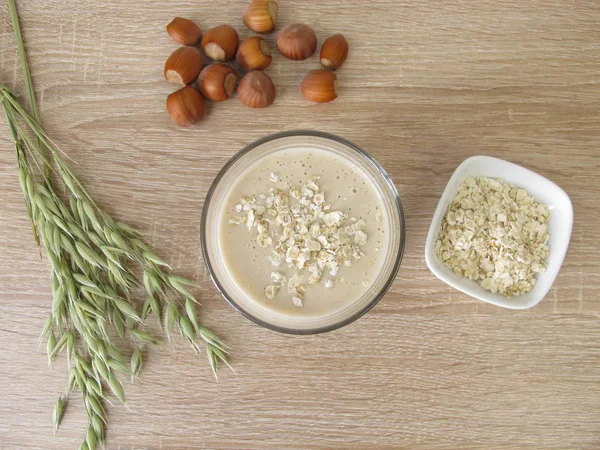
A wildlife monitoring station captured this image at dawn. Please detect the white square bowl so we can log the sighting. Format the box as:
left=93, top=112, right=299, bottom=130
left=425, top=156, right=573, bottom=309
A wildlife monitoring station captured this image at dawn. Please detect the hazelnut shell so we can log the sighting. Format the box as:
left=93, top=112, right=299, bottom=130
left=166, top=17, right=202, bottom=46
left=201, top=25, right=239, bottom=62
left=276, top=23, right=317, bottom=61
left=320, top=34, right=349, bottom=71
left=243, top=0, right=279, bottom=33
left=197, top=63, right=237, bottom=102
left=300, top=70, right=338, bottom=103
left=238, top=70, right=276, bottom=108
left=166, top=85, right=206, bottom=126
left=164, top=47, right=203, bottom=85
left=236, top=37, right=272, bottom=71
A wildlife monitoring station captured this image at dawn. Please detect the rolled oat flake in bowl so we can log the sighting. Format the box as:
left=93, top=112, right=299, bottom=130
left=436, top=176, right=550, bottom=297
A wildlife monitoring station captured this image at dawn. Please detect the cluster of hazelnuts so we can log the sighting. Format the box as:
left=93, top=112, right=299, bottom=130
left=164, top=0, right=349, bottom=127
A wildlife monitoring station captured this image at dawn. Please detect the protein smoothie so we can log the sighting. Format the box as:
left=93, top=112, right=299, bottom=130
left=218, top=146, right=391, bottom=317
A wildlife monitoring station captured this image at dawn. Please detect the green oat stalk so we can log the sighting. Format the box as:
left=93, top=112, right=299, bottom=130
left=2, top=0, right=231, bottom=447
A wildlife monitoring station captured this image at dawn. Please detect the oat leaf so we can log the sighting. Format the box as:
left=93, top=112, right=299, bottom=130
left=131, top=328, right=158, bottom=345
left=52, top=395, right=65, bottom=435
left=47, top=332, right=57, bottom=365
left=143, top=250, right=171, bottom=268
left=116, top=221, right=140, bottom=237
left=107, top=359, right=130, bottom=375
left=75, top=242, right=103, bottom=268
left=130, top=348, right=142, bottom=383
left=39, top=315, right=53, bottom=344
left=86, top=395, right=105, bottom=421
left=107, top=374, right=126, bottom=404
left=164, top=303, right=177, bottom=340
left=73, top=273, right=97, bottom=288
left=148, top=295, right=162, bottom=329
left=185, top=298, right=200, bottom=333
left=91, top=414, right=104, bottom=443
left=168, top=276, right=196, bottom=302
left=112, top=298, right=140, bottom=322
left=112, top=308, right=126, bottom=338
left=178, top=315, right=196, bottom=344
left=86, top=426, right=97, bottom=450
left=206, top=345, right=219, bottom=381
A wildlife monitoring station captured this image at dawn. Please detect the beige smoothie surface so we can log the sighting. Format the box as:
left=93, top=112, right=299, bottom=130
left=218, top=147, right=390, bottom=317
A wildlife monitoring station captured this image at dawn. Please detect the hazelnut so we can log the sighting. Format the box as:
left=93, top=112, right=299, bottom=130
left=238, top=71, right=276, bottom=108
left=197, top=64, right=237, bottom=102
left=320, top=34, right=348, bottom=71
left=300, top=70, right=338, bottom=103
left=236, top=37, right=272, bottom=71
left=166, top=86, right=206, bottom=126
left=201, top=25, right=239, bottom=62
left=166, top=17, right=202, bottom=46
left=164, top=47, right=203, bottom=85
left=276, top=23, right=317, bottom=61
left=243, top=0, right=279, bottom=33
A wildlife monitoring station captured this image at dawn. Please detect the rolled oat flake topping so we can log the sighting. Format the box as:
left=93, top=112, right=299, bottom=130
left=229, top=175, right=370, bottom=307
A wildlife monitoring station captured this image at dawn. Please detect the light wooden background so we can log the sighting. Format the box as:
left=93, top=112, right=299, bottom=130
left=0, top=1, right=599, bottom=449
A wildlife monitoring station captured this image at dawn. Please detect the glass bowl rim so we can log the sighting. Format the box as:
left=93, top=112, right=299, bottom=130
left=200, top=130, right=406, bottom=335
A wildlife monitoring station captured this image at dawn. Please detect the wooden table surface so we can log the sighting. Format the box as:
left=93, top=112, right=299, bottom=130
left=1, top=1, right=599, bottom=449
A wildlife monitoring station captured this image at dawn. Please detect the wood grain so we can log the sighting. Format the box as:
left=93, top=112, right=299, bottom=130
left=1, top=1, right=599, bottom=448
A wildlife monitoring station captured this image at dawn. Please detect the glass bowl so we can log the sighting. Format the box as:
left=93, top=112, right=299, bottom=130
left=200, top=131, right=405, bottom=334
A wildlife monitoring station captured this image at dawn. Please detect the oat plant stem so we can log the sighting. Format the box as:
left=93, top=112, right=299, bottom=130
left=2, top=1, right=230, bottom=448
